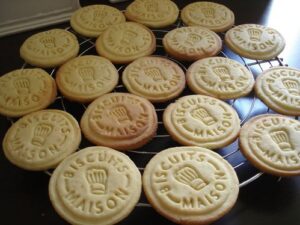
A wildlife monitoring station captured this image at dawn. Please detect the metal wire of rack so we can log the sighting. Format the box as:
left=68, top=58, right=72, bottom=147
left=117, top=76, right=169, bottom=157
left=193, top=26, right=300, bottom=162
left=5, top=17, right=290, bottom=209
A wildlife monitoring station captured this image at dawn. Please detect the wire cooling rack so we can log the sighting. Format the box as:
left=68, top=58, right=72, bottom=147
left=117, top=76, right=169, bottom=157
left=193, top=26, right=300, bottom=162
left=6, top=17, right=289, bottom=211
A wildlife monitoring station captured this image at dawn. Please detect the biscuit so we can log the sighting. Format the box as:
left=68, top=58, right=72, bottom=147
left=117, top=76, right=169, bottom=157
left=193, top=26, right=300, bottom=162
left=71, top=5, right=126, bottom=38
left=143, top=146, right=239, bottom=225
left=20, top=29, right=79, bottom=68
left=125, top=0, right=179, bottom=28
left=49, top=146, right=141, bottom=225
left=187, top=57, right=254, bottom=99
left=95, top=22, right=156, bottom=64
left=239, top=114, right=300, bottom=176
left=163, top=95, right=240, bottom=149
left=56, top=55, right=119, bottom=103
left=0, top=68, right=57, bottom=117
left=80, top=93, right=157, bottom=150
left=163, top=26, right=222, bottom=61
left=2, top=109, right=81, bottom=171
left=225, top=24, right=285, bottom=60
left=122, top=56, right=186, bottom=102
left=181, top=1, right=235, bottom=32
left=255, top=66, right=300, bottom=116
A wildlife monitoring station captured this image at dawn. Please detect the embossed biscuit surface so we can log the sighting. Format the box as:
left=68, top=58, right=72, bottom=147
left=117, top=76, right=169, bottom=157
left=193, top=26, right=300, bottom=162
left=122, top=56, right=186, bottom=102
left=163, top=95, right=240, bottom=149
left=71, top=5, right=126, bottom=38
left=96, top=22, right=156, bottom=64
left=49, top=146, right=141, bottom=225
left=163, top=26, right=222, bottom=61
left=143, top=146, right=239, bottom=225
left=20, top=29, right=79, bottom=68
left=80, top=93, right=157, bottom=150
left=181, top=1, right=235, bottom=32
left=3, top=110, right=81, bottom=170
left=0, top=68, right=57, bottom=117
left=225, top=24, right=285, bottom=60
left=56, top=55, right=119, bottom=103
left=125, top=0, right=179, bottom=28
left=187, top=57, right=254, bottom=99
left=239, top=114, right=300, bottom=176
left=255, top=67, right=300, bottom=116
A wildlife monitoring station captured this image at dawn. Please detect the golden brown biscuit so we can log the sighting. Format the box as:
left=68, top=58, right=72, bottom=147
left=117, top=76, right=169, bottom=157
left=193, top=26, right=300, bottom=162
left=181, top=1, right=235, bottom=32
left=49, top=146, right=142, bottom=225
left=56, top=55, right=119, bottom=103
left=143, top=146, right=239, bottom=225
left=3, top=109, right=81, bottom=170
left=122, top=56, right=186, bottom=102
left=95, top=22, right=156, bottom=64
left=187, top=57, right=254, bottom=99
left=20, top=29, right=79, bottom=68
left=163, top=26, right=222, bottom=61
left=163, top=95, right=240, bottom=149
left=239, top=114, right=300, bottom=176
left=225, top=24, right=285, bottom=60
left=0, top=68, right=57, bottom=117
left=255, top=66, right=300, bottom=116
left=80, top=93, right=157, bottom=150
left=70, top=5, right=126, bottom=38
left=125, top=0, right=179, bottom=28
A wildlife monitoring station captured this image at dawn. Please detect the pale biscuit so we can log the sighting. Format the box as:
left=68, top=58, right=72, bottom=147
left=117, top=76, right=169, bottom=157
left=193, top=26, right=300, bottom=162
left=163, top=26, right=222, bottom=61
left=20, top=29, right=79, bottom=68
left=122, top=56, right=186, bottom=102
left=0, top=68, right=57, bottom=117
left=143, top=146, right=239, bottom=225
left=187, top=57, right=254, bottom=99
left=56, top=55, right=119, bottom=103
left=49, top=146, right=141, bottom=225
left=225, top=24, right=285, bottom=60
left=70, top=5, right=126, bottom=38
left=181, top=1, right=235, bottom=32
left=255, top=66, right=300, bottom=116
left=125, top=0, right=179, bottom=28
left=95, top=22, right=156, bottom=64
left=2, top=109, right=81, bottom=171
left=80, top=93, right=157, bottom=150
left=239, top=114, right=300, bottom=176
left=163, top=95, right=240, bottom=149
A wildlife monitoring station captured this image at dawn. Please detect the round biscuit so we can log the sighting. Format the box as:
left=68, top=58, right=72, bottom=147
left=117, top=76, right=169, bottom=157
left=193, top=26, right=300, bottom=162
left=163, top=95, right=240, bottom=149
left=143, top=146, right=239, bottom=225
left=49, top=146, right=141, bottom=225
left=0, top=68, right=57, bottom=117
left=20, top=29, right=79, bottom=68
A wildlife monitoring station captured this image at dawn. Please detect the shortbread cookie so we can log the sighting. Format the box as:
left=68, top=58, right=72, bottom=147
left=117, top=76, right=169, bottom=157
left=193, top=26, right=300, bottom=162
left=181, top=1, right=235, bottom=32
left=71, top=5, right=126, bottom=38
left=56, top=55, right=119, bottom=103
left=125, top=0, right=179, bottom=28
left=49, top=146, right=141, bottom=225
left=20, top=29, right=79, bottom=68
left=187, top=57, right=254, bottom=99
left=255, top=67, right=300, bottom=116
left=80, top=93, right=157, bottom=150
left=163, top=95, right=240, bottom=149
left=239, top=114, right=300, bottom=176
left=143, top=146, right=239, bottom=225
left=0, top=68, right=57, bottom=117
left=122, top=56, right=185, bottom=102
left=96, top=22, right=156, bottom=64
left=3, top=110, right=81, bottom=171
left=225, top=24, right=285, bottom=60
left=163, top=26, right=222, bottom=61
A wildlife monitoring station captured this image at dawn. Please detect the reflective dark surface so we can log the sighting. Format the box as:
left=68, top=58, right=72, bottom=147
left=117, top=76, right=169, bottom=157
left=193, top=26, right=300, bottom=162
left=1, top=1, right=300, bottom=225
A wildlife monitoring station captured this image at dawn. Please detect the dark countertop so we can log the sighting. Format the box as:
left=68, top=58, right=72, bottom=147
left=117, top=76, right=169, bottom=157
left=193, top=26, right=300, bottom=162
left=1, top=1, right=300, bottom=225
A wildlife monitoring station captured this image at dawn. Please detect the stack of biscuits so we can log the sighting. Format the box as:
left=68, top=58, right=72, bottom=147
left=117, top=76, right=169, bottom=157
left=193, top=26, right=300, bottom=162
left=1, top=1, right=299, bottom=225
